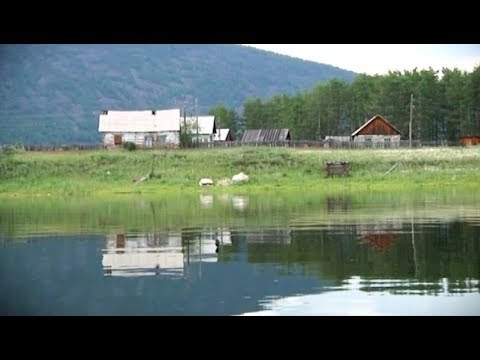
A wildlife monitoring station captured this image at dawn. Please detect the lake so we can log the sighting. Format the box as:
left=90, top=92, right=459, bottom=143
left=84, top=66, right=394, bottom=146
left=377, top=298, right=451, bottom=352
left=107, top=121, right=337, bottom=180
left=1, top=190, right=479, bottom=315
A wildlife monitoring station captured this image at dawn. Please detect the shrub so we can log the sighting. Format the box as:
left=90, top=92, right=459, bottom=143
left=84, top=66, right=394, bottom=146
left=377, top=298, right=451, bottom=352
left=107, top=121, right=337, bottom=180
left=122, top=142, right=137, bottom=151
left=2, top=145, right=20, bottom=156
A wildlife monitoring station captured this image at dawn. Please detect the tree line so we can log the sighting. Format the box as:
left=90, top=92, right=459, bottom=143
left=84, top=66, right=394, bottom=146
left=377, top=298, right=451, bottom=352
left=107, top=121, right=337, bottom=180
left=209, top=66, right=480, bottom=142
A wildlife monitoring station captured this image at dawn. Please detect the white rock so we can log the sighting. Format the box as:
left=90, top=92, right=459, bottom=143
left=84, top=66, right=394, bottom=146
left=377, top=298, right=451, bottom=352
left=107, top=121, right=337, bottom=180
left=217, top=178, right=232, bottom=186
left=199, top=178, right=214, bottom=186
left=232, top=172, right=249, bottom=183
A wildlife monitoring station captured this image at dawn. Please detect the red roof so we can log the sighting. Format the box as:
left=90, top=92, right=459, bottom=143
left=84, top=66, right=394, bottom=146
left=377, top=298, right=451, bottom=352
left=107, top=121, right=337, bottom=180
left=351, top=114, right=402, bottom=137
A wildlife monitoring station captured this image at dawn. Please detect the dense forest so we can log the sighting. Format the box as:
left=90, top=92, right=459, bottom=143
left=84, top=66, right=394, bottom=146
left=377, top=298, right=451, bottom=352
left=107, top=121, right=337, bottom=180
left=240, top=66, right=480, bottom=142
left=0, top=44, right=356, bottom=145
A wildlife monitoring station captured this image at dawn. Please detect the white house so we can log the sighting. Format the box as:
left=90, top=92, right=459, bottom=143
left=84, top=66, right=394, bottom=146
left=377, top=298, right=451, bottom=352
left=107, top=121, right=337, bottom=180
left=213, top=128, right=233, bottom=142
left=181, top=115, right=217, bottom=144
left=98, top=108, right=181, bottom=148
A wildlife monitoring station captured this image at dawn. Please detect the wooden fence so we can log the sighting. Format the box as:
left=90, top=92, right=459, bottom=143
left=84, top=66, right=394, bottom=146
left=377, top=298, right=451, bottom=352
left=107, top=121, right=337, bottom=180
left=1, top=139, right=463, bottom=152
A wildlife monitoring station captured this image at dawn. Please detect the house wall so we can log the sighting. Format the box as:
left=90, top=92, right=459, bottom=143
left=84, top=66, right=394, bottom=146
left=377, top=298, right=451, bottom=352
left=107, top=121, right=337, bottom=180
left=192, top=134, right=213, bottom=144
left=324, top=136, right=351, bottom=148
left=102, top=132, right=180, bottom=148
left=353, top=134, right=401, bottom=148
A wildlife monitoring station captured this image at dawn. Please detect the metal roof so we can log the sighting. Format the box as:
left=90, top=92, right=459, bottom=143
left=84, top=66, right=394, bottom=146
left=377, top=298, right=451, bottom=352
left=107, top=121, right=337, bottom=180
left=351, top=114, right=402, bottom=137
left=98, top=109, right=181, bottom=132
left=214, top=128, right=230, bottom=141
left=242, top=129, right=290, bottom=142
left=182, top=116, right=216, bottom=135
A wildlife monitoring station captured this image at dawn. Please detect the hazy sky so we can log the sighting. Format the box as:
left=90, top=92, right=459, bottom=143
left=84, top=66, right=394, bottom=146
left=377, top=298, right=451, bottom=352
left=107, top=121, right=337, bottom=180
left=242, top=44, right=480, bottom=75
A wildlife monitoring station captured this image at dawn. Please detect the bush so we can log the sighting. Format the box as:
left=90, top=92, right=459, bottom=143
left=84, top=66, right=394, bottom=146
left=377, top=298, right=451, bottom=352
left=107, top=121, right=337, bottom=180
left=2, top=145, right=20, bottom=156
left=122, top=142, right=137, bottom=151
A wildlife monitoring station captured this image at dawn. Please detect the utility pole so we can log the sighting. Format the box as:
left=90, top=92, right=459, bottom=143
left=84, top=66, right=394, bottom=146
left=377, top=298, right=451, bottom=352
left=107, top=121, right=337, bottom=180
left=195, top=97, right=199, bottom=147
left=409, top=93, right=414, bottom=148
left=183, top=96, right=187, bottom=147
left=216, top=116, right=220, bottom=146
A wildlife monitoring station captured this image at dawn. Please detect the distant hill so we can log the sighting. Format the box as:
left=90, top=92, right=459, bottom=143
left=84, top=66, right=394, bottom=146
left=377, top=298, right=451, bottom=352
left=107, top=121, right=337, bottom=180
left=0, top=44, right=357, bottom=145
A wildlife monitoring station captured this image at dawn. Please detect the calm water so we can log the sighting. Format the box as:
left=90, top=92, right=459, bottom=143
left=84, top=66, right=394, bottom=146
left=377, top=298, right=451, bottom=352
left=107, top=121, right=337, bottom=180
left=1, top=191, right=479, bottom=315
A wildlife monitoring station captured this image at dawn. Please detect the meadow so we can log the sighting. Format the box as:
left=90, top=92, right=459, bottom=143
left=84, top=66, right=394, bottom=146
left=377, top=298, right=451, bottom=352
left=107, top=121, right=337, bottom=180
left=0, top=146, right=479, bottom=197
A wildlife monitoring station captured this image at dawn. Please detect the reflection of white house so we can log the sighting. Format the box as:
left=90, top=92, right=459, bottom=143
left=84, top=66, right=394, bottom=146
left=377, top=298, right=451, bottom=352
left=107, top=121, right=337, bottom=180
left=356, top=220, right=403, bottom=235
left=245, top=229, right=292, bottom=244
left=187, top=228, right=231, bottom=263
left=102, top=233, right=184, bottom=277
left=102, top=230, right=232, bottom=277
left=200, top=194, right=214, bottom=208
left=232, top=196, right=249, bottom=211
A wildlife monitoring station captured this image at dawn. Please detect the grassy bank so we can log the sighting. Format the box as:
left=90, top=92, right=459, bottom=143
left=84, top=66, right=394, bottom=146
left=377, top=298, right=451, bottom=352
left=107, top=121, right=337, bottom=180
left=0, top=146, right=479, bottom=197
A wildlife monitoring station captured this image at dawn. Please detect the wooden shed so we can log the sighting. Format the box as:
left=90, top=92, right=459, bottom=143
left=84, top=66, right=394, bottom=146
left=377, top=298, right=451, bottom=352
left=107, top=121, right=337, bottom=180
left=459, top=136, right=480, bottom=146
left=241, top=129, right=291, bottom=144
left=351, top=115, right=402, bottom=148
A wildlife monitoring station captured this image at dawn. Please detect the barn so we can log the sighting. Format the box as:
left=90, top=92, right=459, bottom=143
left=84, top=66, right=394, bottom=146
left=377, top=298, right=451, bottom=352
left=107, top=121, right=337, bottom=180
left=351, top=114, right=402, bottom=148
left=459, top=136, right=480, bottom=146
left=241, top=129, right=291, bottom=144
left=98, top=109, right=181, bottom=148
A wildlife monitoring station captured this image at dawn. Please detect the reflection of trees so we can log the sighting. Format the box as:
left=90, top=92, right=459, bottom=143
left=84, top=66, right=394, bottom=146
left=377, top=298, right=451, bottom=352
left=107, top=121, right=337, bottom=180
left=326, top=196, right=351, bottom=213
left=223, top=220, right=480, bottom=294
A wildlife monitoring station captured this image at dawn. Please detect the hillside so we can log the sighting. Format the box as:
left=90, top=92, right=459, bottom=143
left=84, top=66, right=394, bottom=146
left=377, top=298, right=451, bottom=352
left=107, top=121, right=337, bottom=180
left=0, top=44, right=357, bottom=145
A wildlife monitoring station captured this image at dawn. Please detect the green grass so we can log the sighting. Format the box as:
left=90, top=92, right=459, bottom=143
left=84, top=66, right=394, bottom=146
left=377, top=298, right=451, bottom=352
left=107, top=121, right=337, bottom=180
left=0, top=146, right=479, bottom=197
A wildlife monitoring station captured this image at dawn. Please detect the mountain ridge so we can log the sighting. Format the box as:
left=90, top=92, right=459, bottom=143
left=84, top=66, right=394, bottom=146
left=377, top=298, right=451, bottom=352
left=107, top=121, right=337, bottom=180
left=0, top=44, right=357, bottom=144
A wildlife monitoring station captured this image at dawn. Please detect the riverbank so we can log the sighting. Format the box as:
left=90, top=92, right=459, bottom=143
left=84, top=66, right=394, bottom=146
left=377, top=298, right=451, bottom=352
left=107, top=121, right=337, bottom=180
left=0, top=146, right=479, bottom=197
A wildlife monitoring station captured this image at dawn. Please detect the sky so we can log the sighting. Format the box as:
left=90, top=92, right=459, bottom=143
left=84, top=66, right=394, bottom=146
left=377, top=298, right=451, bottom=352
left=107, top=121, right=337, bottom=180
left=242, top=44, right=480, bottom=76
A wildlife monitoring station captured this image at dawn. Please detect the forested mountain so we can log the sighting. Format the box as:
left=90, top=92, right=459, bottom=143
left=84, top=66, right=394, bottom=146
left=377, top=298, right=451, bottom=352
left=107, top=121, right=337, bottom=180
left=0, top=44, right=357, bottom=145
left=243, top=67, right=480, bottom=142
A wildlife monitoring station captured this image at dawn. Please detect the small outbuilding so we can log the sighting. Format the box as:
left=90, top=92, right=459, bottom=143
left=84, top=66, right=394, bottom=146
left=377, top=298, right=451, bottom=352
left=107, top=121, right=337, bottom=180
left=241, top=129, right=291, bottom=144
left=214, top=128, right=233, bottom=142
left=181, top=116, right=217, bottom=144
left=459, top=136, right=480, bottom=146
left=351, top=115, right=402, bottom=148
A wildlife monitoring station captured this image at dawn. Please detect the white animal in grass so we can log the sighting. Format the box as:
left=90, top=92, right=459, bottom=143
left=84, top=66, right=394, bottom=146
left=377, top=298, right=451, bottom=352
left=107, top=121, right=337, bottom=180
left=199, top=178, right=214, bottom=186
left=231, top=172, right=249, bottom=184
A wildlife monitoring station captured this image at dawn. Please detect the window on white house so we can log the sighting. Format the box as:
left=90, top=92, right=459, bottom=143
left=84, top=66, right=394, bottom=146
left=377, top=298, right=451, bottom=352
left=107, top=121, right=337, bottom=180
left=158, top=135, right=167, bottom=146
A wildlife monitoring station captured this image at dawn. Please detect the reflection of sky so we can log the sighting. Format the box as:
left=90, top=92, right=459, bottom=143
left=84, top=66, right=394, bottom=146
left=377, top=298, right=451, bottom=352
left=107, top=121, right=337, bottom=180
left=242, top=277, right=480, bottom=316
left=242, top=291, right=480, bottom=316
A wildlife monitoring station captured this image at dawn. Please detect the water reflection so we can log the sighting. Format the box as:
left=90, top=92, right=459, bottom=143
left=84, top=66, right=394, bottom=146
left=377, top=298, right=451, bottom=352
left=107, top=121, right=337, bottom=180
left=357, top=221, right=403, bottom=251
left=1, top=191, right=479, bottom=315
left=231, top=196, right=249, bottom=211
left=199, top=194, right=214, bottom=208
left=243, top=277, right=480, bottom=316
left=102, top=230, right=232, bottom=277
left=326, top=196, right=351, bottom=213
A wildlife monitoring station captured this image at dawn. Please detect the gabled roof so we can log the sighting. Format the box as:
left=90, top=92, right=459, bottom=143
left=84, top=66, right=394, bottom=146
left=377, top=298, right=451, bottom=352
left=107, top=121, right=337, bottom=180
left=351, top=114, right=402, bottom=137
left=242, top=129, right=290, bottom=142
left=214, top=128, right=231, bottom=141
left=182, top=116, right=216, bottom=135
left=98, top=109, right=180, bottom=132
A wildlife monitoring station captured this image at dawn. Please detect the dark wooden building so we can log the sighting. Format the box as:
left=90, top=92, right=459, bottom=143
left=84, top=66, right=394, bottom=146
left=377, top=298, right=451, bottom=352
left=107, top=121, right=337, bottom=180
left=241, top=129, right=291, bottom=143
left=351, top=114, right=402, bottom=148
left=459, top=136, right=480, bottom=146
